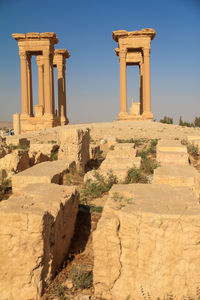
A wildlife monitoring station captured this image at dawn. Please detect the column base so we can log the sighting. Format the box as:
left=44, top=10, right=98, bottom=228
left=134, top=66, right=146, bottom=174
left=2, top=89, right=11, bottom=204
left=142, top=111, right=154, bottom=121
left=118, top=111, right=129, bottom=120
left=60, top=116, right=69, bottom=126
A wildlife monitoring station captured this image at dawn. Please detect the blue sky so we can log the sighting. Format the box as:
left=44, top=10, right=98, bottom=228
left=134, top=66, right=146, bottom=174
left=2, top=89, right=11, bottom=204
left=0, top=0, right=199, bottom=124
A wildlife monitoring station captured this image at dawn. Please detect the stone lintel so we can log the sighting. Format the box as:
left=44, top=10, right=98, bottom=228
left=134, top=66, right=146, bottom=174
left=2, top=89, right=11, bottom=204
left=112, top=28, right=156, bottom=42
left=12, top=32, right=58, bottom=44
left=54, top=49, right=70, bottom=59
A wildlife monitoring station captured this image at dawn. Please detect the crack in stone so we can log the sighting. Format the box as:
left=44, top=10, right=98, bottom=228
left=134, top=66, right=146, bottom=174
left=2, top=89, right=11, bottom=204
left=110, top=217, right=122, bottom=292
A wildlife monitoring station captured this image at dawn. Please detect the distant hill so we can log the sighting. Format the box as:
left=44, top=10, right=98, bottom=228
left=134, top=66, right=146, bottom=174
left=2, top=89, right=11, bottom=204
left=0, top=121, right=13, bottom=129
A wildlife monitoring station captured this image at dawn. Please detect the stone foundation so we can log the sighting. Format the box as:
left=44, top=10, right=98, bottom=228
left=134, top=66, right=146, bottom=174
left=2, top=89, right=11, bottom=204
left=0, top=183, right=79, bottom=300
left=93, top=184, right=200, bottom=300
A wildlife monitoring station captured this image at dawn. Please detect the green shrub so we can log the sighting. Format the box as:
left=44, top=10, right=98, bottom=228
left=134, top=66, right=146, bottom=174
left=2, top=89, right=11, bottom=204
left=160, top=116, right=173, bottom=124
left=179, top=116, right=194, bottom=127
left=124, top=167, right=146, bottom=184
left=50, top=150, right=58, bottom=161
left=69, top=265, right=93, bottom=290
left=194, top=117, right=200, bottom=128
left=141, top=157, right=158, bottom=174
left=187, top=143, right=199, bottom=157
left=80, top=170, right=118, bottom=202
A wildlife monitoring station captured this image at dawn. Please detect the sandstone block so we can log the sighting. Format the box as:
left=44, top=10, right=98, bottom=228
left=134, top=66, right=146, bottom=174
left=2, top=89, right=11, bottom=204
left=93, top=184, right=200, bottom=300
left=157, top=151, right=189, bottom=165
left=103, top=135, right=117, bottom=147
left=106, top=143, right=137, bottom=159
left=187, top=136, right=200, bottom=143
left=153, top=165, right=200, bottom=198
left=58, top=128, right=90, bottom=171
left=100, top=156, right=141, bottom=170
left=0, top=183, right=79, bottom=300
left=156, top=139, right=189, bottom=165
left=6, top=136, right=30, bottom=147
left=29, top=143, right=59, bottom=156
left=12, top=160, right=75, bottom=193
left=0, top=150, right=29, bottom=177
left=84, top=168, right=128, bottom=183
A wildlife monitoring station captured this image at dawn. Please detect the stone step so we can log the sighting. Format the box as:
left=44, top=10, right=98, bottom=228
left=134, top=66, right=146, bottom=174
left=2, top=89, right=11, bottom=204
left=153, top=164, right=200, bottom=198
left=157, top=139, right=187, bottom=153
left=0, top=183, right=79, bottom=300
left=12, top=160, right=75, bottom=192
left=93, top=183, right=200, bottom=299
left=157, top=151, right=189, bottom=165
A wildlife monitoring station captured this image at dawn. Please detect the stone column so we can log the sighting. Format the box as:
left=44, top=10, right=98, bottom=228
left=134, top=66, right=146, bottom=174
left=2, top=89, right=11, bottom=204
left=43, top=51, right=53, bottom=116
left=36, top=56, right=44, bottom=109
left=139, top=62, right=143, bottom=115
left=142, top=47, right=153, bottom=119
left=50, top=53, right=55, bottom=115
left=57, top=63, right=67, bottom=125
left=27, top=54, right=33, bottom=116
left=118, top=49, right=128, bottom=118
left=19, top=51, right=29, bottom=116
left=63, top=64, right=69, bottom=124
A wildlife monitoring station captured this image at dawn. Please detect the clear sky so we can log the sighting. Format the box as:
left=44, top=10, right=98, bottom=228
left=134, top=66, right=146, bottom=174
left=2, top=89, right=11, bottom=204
left=0, top=0, right=199, bottom=124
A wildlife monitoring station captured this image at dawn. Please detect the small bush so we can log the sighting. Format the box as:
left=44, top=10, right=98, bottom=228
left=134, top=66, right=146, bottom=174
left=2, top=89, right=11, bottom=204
left=141, top=157, right=158, bottom=174
left=50, top=150, right=58, bottom=161
left=116, top=138, right=147, bottom=147
left=187, top=143, right=199, bottom=157
left=48, top=140, right=57, bottom=144
left=194, top=117, right=200, bottom=128
left=179, top=116, right=194, bottom=127
left=125, top=167, right=146, bottom=184
left=160, top=116, right=173, bottom=124
left=69, top=265, right=93, bottom=290
left=80, top=170, right=118, bottom=202
left=109, top=145, right=115, bottom=150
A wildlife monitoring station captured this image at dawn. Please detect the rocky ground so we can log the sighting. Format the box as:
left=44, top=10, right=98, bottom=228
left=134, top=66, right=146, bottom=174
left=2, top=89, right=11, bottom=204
left=1, top=121, right=200, bottom=300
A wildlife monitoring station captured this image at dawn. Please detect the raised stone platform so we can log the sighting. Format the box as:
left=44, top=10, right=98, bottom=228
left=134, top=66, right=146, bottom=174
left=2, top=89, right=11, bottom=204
left=12, top=160, right=75, bottom=192
left=0, top=183, right=79, bottom=300
left=153, top=164, right=200, bottom=198
left=93, top=183, right=200, bottom=300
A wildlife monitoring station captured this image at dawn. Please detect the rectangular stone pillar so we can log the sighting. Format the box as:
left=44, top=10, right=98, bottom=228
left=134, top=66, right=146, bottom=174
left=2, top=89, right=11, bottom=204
left=57, top=64, right=67, bottom=125
left=19, top=51, right=29, bottom=116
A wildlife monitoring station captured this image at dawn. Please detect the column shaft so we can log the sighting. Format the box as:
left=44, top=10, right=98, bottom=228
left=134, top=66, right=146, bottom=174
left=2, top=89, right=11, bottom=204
left=43, top=52, right=53, bottom=116
left=19, top=52, right=29, bottom=116
left=119, top=49, right=127, bottom=114
left=37, top=57, right=45, bottom=109
left=143, top=48, right=152, bottom=117
left=27, top=54, right=33, bottom=116
left=139, top=62, right=144, bottom=114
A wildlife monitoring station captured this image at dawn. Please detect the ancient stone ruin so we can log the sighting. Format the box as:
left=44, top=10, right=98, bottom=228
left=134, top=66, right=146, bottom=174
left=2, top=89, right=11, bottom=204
left=113, top=28, right=156, bottom=121
left=12, top=32, right=70, bottom=134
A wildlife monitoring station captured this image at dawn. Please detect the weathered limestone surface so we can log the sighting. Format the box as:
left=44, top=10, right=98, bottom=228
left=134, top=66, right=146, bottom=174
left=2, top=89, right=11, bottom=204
left=0, top=183, right=79, bottom=300
left=106, top=143, right=137, bottom=159
left=12, top=160, right=75, bottom=192
left=0, top=149, right=29, bottom=177
left=29, top=143, right=59, bottom=156
left=156, top=139, right=189, bottom=165
left=93, top=184, right=200, bottom=300
left=58, top=128, right=90, bottom=171
left=6, top=136, right=29, bottom=147
left=153, top=165, right=200, bottom=198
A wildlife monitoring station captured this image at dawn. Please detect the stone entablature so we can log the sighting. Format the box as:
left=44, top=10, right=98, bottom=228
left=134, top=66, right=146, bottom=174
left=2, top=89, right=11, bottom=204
left=112, top=28, right=156, bottom=121
left=12, top=32, right=70, bottom=133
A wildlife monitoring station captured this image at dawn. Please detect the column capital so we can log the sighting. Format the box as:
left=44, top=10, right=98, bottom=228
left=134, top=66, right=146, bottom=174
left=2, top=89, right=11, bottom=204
left=19, top=50, right=27, bottom=59
left=143, top=47, right=151, bottom=56
left=119, top=49, right=127, bottom=59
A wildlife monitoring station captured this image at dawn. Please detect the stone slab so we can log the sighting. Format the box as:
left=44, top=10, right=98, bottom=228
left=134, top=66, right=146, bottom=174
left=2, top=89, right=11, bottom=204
left=29, top=143, right=59, bottom=156
left=12, top=160, right=75, bottom=192
left=93, top=183, right=200, bottom=299
left=100, top=156, right=141, bottom=170
left=153, top=165, right=200, bottom=198
left=0, top=183, right=79, bottom=300
left=157, top=150, right=189, bottom=165
left=157, top=139, right=187, bottom=153
left=6, top=136, right=30, bottom=147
